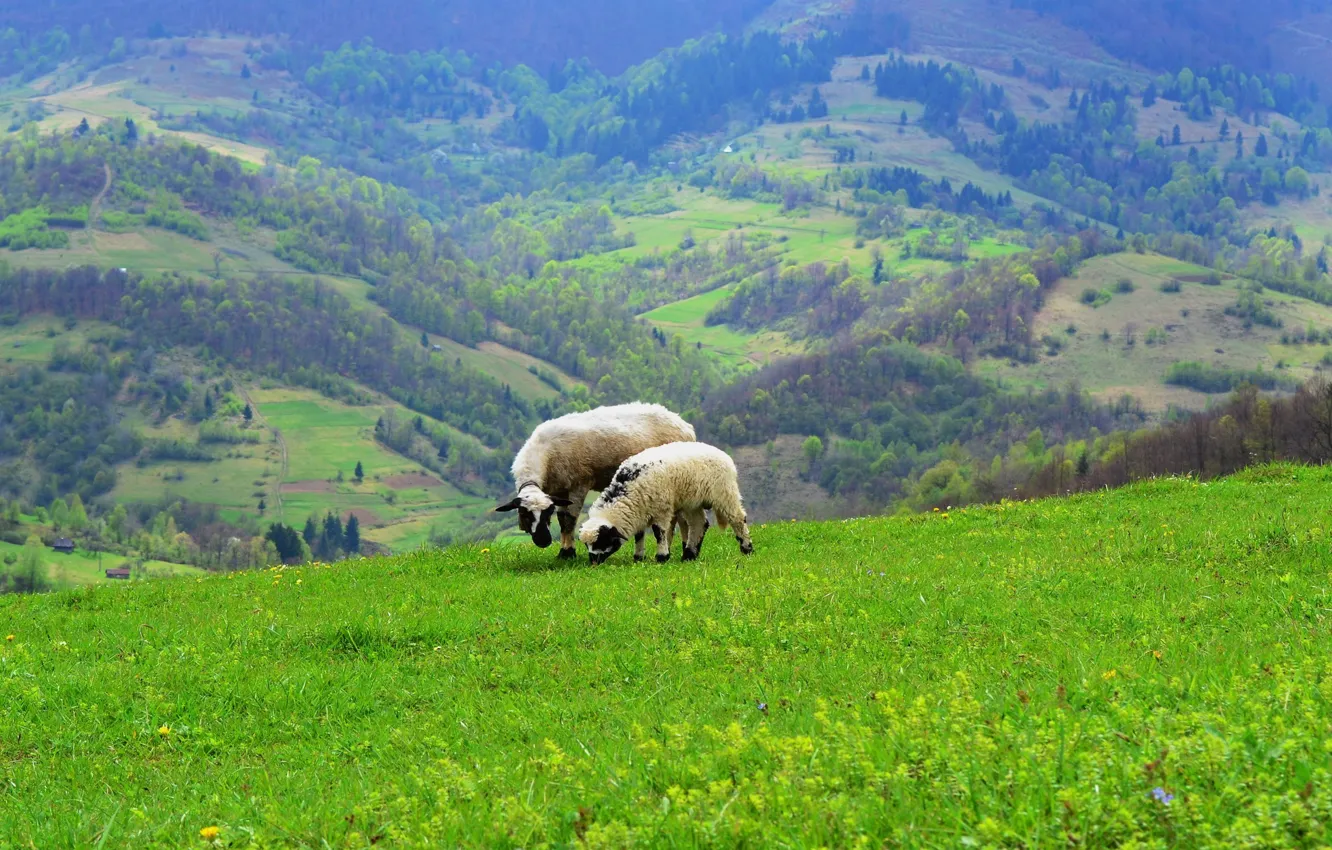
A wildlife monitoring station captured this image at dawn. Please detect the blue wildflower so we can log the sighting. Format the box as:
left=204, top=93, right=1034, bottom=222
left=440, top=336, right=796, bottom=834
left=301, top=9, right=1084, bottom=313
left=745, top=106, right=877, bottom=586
left=1151, top=787, right=1174, bottom=805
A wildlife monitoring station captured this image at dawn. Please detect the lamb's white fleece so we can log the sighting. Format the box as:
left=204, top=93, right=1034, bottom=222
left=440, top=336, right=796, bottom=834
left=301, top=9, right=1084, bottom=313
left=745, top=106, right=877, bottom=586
left=578, top=441, right=752, bottom=562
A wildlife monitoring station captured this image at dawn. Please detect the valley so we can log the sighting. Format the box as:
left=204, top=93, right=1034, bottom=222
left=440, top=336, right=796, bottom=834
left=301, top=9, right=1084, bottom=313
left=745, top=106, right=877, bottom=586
left=0, top=0, right=1330, bottom=587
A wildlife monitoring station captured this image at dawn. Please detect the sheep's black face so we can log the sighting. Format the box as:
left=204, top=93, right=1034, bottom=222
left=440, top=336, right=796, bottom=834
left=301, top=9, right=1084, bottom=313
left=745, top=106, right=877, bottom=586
left=587, top=524, right=627, bottom=565
left=520, top=506, right=556, bottom=548
left=496, top=492, right=570, bottom=550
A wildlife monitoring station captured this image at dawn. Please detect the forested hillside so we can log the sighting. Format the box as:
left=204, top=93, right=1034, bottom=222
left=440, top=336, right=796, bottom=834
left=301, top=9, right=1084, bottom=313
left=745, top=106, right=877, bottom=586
left=2, top=0, right=1332, bottom=590
left=0, top=0, right=770, bottom=74
left=1012, top=0, right=1332, bottom=72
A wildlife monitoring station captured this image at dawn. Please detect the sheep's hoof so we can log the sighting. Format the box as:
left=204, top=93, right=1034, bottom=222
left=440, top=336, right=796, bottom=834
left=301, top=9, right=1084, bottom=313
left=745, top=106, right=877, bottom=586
left=634, top=553, right=645, bottom=562
left=557, top=548, right=576, bottom=560
left=682, top=551, right=698, bottom=562
left=655, top=553, right=670, bottom=564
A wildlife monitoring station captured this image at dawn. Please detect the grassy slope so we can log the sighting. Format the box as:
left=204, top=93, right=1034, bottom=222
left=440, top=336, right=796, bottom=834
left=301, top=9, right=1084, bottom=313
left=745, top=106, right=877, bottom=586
left=3, top=465, right=1331, bottom=845
left=0, top=537, right=200, bottom=586
left=638, top=286, right=805, bottom=368
left=0, top=315, right=114, bottom=368
left=978, top=252, right=1332, bottom=410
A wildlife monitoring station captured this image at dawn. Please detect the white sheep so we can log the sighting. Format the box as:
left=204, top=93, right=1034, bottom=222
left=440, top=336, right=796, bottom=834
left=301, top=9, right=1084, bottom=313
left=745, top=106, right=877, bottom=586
left=578, top=442, right=753, bottom=565
left=496, top=402, right=696, bottom=559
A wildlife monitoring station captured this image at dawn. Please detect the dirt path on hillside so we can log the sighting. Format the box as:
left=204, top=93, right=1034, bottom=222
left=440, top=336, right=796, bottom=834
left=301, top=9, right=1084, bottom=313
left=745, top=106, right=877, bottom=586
left=84, top=162, right=112, bottom=248
left=236, top=383, right=288, bottom=520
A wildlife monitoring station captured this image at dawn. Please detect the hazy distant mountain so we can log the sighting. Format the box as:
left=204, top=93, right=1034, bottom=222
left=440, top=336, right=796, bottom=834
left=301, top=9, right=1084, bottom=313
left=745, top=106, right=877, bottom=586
left=1, top=0, right=773, bottom=73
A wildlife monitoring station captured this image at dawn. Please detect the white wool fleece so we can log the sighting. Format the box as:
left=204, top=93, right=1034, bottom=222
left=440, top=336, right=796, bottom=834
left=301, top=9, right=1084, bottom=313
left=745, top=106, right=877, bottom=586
left=579, top=442, right=749, bottom=541
left=510, top=402, right=696, bottom=505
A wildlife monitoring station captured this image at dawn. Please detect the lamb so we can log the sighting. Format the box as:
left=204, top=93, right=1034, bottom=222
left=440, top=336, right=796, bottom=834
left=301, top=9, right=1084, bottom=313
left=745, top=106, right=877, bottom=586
left=578, top=442, right=754, bottom=565
left=495, top=402, right=696, bottom=559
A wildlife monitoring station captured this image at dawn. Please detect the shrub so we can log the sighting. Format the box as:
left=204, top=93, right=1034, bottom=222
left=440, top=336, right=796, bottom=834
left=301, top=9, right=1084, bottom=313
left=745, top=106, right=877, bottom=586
left=1160, top=279, right=1182, bottom=293
left=1164, top=361, right=1288, bottom=393
left=1115, top=278, right=1135, bottom=293
left=1080, top=288, right=1100, bottom=305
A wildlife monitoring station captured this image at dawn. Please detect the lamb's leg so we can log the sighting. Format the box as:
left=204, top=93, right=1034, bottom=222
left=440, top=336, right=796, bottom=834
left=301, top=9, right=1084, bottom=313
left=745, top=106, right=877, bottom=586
left=651, top=519, right=674, bottom=563
left=556, top=490, right=586, bottom=560
left=681, top=508, right=708, bottom=561
left=633, top=530, right=646, bottom=562
left=672, top=511, right=690, bottom=559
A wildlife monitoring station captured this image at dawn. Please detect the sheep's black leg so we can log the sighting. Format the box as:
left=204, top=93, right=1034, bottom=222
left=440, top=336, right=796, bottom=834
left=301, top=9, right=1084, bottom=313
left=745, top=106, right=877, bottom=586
left=633, top=530, right=646, bottom=562
left=556, top=506, right=578, bottom=560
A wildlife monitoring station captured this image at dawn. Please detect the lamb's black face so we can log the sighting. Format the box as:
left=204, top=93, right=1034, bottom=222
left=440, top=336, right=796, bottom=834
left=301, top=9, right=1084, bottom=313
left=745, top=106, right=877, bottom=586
left=587, top=524, right=626, bottom=565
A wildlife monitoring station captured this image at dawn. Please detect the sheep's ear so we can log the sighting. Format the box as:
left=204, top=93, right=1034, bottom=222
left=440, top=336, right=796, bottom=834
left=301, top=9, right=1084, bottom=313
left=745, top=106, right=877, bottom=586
left=494, top=498, right=522, bottom=513
left=550, top=497, right=573, bottom=508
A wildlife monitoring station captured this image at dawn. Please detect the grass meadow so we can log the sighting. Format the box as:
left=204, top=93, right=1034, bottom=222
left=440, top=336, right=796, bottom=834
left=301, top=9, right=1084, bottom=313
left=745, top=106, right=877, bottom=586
left=639, top=287, right=804, bottom=368
left=0, top=537, right=201, bottom=587
left=0, top=316, right=113, bottom=369
left=3, top=465, right=1331, bottom=846
left=979, top=252, right=1332, bottom=410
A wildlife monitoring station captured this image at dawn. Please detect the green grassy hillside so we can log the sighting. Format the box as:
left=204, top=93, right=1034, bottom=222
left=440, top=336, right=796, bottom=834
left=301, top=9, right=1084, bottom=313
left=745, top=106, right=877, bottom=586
left=978, top=252, right=1332, bottom=410
left=4, top=465, right=1330, bottom=846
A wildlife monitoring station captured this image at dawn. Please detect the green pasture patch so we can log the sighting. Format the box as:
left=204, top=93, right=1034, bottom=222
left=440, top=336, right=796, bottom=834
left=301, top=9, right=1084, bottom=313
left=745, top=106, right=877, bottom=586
left=640, top=287, right=803, bottom=367
left=979, top=252, right=1332, bottom=410
left=0, top=316, right=111, bottom=369
left=0, top=538, right=200, bottom=588
left=426, top=336, right=569, bottom=402
left=5, top=467, right=1332, bottom=844
left=250, top=394, right=406, bottom=484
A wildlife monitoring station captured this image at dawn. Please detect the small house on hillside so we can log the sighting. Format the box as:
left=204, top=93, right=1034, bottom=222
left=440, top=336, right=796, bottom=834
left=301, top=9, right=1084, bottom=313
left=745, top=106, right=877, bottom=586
left=51, top=538, right=75, bottom=554
left=105, top=567, right=131, bottom=580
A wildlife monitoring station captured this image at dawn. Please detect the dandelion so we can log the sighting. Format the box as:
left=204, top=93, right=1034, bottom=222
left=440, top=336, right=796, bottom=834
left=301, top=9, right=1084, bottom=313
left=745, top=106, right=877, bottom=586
left=481, top=548, right=490, bottom=554
left=158, top=724, right=171, bottom=737
left=4, top=634, right=12, bottom=642
left=200, top=825, right=221, bottom=840
left=1151, top=787, right=1174, bottom=805
left=1102, top=669, right=1117, bottom=680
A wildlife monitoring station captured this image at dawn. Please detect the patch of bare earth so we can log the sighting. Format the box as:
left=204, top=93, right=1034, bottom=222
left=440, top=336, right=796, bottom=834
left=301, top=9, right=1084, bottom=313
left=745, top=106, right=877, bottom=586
left=343, top=508, right=380, bottom=526
left=282, top=480, right=335, bottom=493
left=383, top=473, right=444, bottom=489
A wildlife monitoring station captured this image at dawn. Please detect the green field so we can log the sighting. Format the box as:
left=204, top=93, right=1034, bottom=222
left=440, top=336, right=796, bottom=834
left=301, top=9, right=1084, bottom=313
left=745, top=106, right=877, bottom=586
left=0, top=537, right=200, bottom=587
left=247, top=387, right=492, bottom=543
left=640, top=286, right=804, bottom=367
left=4, top=465, right=1332, bottom=845
left=107, top=385, right=492, bottom=553
left=0, top=316, right=114, bottom=369
left=251, top=390, right=417, bottom=484
left=4, top=222, right=317, bottom=279
left=427, top=335, right=579, bottom=402
left=979, top=252, right=1332, bottom=410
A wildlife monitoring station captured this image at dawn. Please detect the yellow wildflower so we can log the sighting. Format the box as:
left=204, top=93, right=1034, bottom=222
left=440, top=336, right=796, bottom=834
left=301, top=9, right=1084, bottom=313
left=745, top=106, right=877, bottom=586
left=200, top=826, right=220, bottom=840
left=481, top=548, right=490, bottom=554
left=1102, top=669, right=1117, bottom=680
left=4, top=634, right=13, bottom=642
left=158, top=724, right=171, bottom=737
